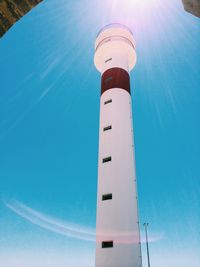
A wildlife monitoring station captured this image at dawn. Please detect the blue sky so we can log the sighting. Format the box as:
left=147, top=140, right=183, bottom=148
left=0, top=0, right=200, bottom=266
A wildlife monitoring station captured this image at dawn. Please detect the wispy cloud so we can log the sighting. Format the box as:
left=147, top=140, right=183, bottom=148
left=4, top=199, right=163, bottom=243
left=4, top=199, right=95, bottom=241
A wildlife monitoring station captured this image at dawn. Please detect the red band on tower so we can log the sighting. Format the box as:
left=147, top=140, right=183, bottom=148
left=101, top=68, right=130, bottom=95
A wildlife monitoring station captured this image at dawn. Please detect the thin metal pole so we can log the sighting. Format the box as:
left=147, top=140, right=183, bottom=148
left=144, top=223, right=151, bottom=267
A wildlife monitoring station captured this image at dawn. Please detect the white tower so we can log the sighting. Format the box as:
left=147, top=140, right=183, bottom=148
left=94, top=24, right=142, bottom=267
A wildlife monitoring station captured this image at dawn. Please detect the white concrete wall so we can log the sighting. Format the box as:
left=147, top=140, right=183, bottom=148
left=95, top=88, right=142, bottom=267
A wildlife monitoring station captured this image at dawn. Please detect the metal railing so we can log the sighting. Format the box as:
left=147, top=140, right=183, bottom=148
left=95, top=35, right=135, bottom=52
left=96, top=23, right=133, bottom=38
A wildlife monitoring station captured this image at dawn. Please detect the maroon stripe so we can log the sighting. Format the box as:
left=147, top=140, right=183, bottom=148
left=101, top=68, right=130, bottom=95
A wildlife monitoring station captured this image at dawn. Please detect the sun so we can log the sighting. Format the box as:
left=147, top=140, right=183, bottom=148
left=107, top=0, right=158, bottom=23
left=111, top=0, right=152, bottom=9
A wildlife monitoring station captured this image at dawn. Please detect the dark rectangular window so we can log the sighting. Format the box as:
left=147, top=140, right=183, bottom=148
left=103, top=125, right=112, bottom=132
left=105, top=58, right=112, bottom=63
left=102, top=241, right=113, bottom=248
left=104, top=76, right=113, bottom=83
left=102, top=156, right=111, bottom=163
left=104, top=99, right=112, bottom=105
left=102, top=193, right=112, bottom=201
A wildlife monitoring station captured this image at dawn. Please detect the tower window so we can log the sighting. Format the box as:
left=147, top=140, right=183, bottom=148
left=104, top=76, right=113, bottom=83
left=102, top=156, right=111, bottom=163
left=105, top=58, right=112, bottom=63
left=102, top=193, right=112, bottom=201
left=103, top=125, right=112, bottom=131
left=104, top=99, right=112, bottom=105
left=102, top=241, right=113, bottom=248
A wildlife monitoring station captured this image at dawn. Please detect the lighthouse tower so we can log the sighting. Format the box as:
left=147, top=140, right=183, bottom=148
left=94, top=24, right=142, bottom=267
